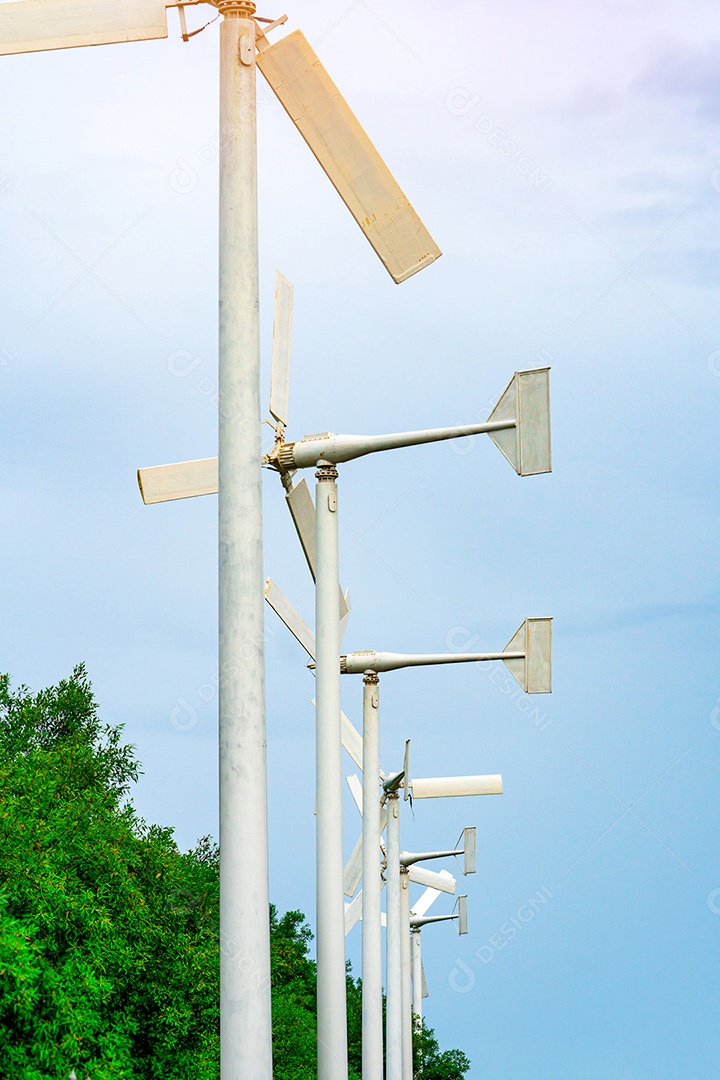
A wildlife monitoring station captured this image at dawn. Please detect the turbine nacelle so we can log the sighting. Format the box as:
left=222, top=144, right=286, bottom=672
left=338, top=617, right=552, bottom=694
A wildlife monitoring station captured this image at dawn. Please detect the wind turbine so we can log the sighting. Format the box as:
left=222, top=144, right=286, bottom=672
left=259, top=572, right=549, bottom=1080
left=138, top=263, right=552, bottom=1078
left=377, top=741, right=504, bottom=1080
left=410, top=892, right=469, bottom=1024
left=2, top=3, right=444, bottom=1076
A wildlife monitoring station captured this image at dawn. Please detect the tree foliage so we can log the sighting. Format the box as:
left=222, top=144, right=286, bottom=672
left=0, top=666, right=469, bottom=1079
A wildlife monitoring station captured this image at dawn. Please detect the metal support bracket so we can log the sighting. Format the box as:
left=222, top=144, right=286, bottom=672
left=254, top=13, right=287, bottom=49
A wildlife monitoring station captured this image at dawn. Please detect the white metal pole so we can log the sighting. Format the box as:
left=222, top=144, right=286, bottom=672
left=315, top=461, right=349, bottom=1080
left=218, top=6, right=272, bottom=1080
left=362, top=672, right=383, bottom=1080
left=386, top=792, right=402, bottom=1080
left=401, top=869, right=413, bottom=1080
left=411, top=929, right=423, bottom=1023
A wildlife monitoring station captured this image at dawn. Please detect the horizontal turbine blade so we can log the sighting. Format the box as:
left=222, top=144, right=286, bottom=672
left=407, top=865, right=456, bottom=894
left=137, top=457, right=217, bottom=504
left=410, top=774, right=503, bottom=799
left=256, top=30, right=441, bottom=284
left=0, top=0, right=168, bottom=56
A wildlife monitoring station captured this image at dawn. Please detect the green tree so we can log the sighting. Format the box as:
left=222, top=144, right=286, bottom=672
left=0, top=666, right=469, bottom=1079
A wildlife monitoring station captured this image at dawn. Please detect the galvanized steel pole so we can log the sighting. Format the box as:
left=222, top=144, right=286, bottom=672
left=362, top=672, right=384, bottom=1080
left=386, top=792, right=402, bottom=1080
left=315, top=461, right=349, bottom=1080
left=218, top=6, right=272, bottom=1078
left=411, top=929, right=423, bottom=1022
left=400, top=868, right=413, bottom=1080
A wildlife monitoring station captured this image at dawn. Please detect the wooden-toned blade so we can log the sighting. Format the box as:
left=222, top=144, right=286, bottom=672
left=269, top=271, right=293, bottom=428
left=137, top=457, right=217, bottom=505
left=0, top=0, right=168, bottom=56
left=264, top=579, right=316, bottom=660
left=257, top=30, right=441, bottom=284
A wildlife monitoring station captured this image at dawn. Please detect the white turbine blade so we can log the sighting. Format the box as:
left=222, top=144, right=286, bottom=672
left=256, top=30, right=441, bottom=284
left=339, top=588, right=352, bottom=646
left=285, top=477, right=317, bottom=577
left=410, top=870, right=455, bottom=918
left=344, top=835, right=363, bottom=897
left=421, top=959, right=428, bottom=999
left=345, top=891, right=362, bottom=934
left=264, top=580, right=316, bottom=660
left=285, top=478, right=349, bottom=622
left=407, top=866, right=456, bottom=894
left=341, top=711, right=363, bottom=771
left=343, top=804, right=388, bottom=896
left=403, top=739, right=411, bottom=800
left=347, top=774, right=363, bottom=815
left=269, top=271, right=293, bottom=428
left=410, top=888, right=440, bottom=919
left=502, top=617, right=552, bottom=694
left=0, top=0, right=168, bottom=56
left=411, top=774, right=503, bottom=799
left=137, top=457, right=217, bottom=505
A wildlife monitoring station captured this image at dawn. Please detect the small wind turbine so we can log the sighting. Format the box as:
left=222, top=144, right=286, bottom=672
left=138, top=266, right=552, bottom=1080
left=410, top=892, right=469, bottom=1023
left=3, top=4, right=444, bottom=1076
left=380, top=744, right=502, bottom=1080
left=259, top=580, right=548, bottom=1080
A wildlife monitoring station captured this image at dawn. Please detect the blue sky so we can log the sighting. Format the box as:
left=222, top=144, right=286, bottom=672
left=1, top=1, right=719, bottom=1077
